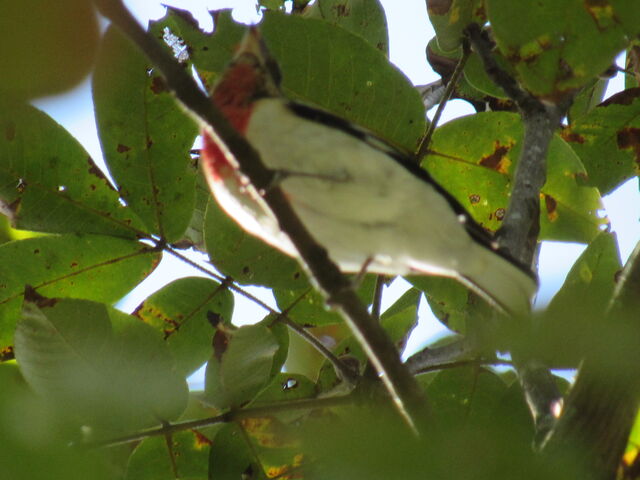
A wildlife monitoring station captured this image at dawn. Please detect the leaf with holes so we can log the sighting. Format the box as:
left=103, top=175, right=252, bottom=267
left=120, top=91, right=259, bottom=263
left=562, top=88, right=640, bottom=195
left=0, top=234, right=160, bottom=350
left=422, top=111, right=606, bottom=242
left=204, top=323, right=281, bottom=409
left=487, top=0, right=628, bottom=97
left=303, top=0, right=389, bottom=56
left=134, top=277, right=234, bottom=377
left=0, top=101, right=146, bottom=238
left=93, top=26, right=198, bottom=242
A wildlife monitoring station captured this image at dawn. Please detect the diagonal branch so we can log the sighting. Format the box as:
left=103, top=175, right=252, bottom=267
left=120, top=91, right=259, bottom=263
left=92, top=0, right=428, bottom=432
left=469, top=20, right=640, bottom=472
left=87, top=395, right=354, bottom=448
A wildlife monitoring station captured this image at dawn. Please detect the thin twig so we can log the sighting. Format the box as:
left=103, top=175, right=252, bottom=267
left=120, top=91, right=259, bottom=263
left=87, top=395, right=353, bottom=449
left=415, top=41, right=471, bottom=160
left=92, top=0, right=428, bottom=431
left=163, top=245, right=272, bottom=312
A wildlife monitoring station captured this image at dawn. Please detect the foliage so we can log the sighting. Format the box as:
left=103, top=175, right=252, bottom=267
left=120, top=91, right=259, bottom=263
left=0, top=1, right=639, bottom=479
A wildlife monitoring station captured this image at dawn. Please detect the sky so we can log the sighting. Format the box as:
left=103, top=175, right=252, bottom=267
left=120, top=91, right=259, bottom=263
left=31, top=1, right=640, bottom=377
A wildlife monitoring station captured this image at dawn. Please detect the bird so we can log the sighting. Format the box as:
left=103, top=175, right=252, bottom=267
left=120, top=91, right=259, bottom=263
left=200, top=28, right=536, bottom=315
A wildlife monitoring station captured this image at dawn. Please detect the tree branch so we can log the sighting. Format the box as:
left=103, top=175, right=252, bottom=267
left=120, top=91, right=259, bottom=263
left=468, top=20, right=640, bottom=471
left=93, top=0, right=428, bottom=432
left=465, top=23, right=570, bottom=441
left=87, top=395, right=353, bottom=448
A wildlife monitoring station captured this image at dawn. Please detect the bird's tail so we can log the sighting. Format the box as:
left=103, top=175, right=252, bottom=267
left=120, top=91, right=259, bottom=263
left=459, top=245, right=537, bottom=316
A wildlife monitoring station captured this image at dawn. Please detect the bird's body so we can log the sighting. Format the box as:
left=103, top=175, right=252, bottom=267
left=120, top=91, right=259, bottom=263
left=202, top=29, right=536, bottom=315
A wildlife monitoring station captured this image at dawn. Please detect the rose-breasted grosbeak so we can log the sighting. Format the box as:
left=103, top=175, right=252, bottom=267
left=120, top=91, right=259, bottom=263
left=202, top=28, right=536, bottom=315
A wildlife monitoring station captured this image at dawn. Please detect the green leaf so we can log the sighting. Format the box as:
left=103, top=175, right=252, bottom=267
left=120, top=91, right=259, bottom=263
left=209, top=424, right=255, bottom=480
left=303, top=0, right=389, bottom=56
left=0, top=234, right=160, bottom=350
left=175, top=171, right=211, bottom=251
left=426, top=366, right=507, bottom=427
left=379, top=287, right=420, bottom=351
left=426, top=37, right=488, bottom=103
left=626, top=411, right=640, bottom=459
left=495, top=380, right=535, bottom=442
left=547, top=231, right=621, bottom=321
left=561, top=88, right=640, bottom=194
left=610, top=0, right=640, bottom=38
left=273, top=275, right=376, bottom=327
left=0, top=101, right=146, bottom=237
left=259, top=0, right=286, bottom=10
left=568, top=78, right=608, bottom=123
left=408, top=275, right=472, bottom=333
left=486, top=0, right=627, bottom=96
left=126, top=429, right=212, bottom=480
left=535, top=232, right=622, bottom=367
left=14, top=296, right=188, bottom=433
left=463, top=49, right=511, bottom=99
left=0, top=363, right=113, bottom=480
left=204, top=198, right=306, bottom=289
left=134, top=277, right=234, bottom=377
left=239, top=413, right=302, bottom=478
left=205, top=323, right=280, bottom=408
left=423, top=111, right=606, bottom=242
left=428, top=0, right=486, bottom=53
left=93, top=26, right=198, bottom=242
left=268, top=319, right=290, bottom=377
left=261, top=11, right=423, bottom=150
left=151, top=9, right=425, bottom=151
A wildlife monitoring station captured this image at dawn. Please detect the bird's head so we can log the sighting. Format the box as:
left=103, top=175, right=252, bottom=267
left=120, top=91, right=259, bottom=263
left=212, top=27, right=282, bottom=109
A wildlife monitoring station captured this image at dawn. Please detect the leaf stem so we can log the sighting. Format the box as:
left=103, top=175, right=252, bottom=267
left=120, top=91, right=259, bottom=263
left=415, top=41, right=471, bottom=160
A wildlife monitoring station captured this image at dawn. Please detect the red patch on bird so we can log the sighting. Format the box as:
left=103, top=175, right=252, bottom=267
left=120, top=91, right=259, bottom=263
left=201, top=63, right=255, bottom=183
